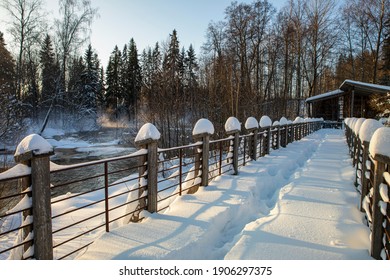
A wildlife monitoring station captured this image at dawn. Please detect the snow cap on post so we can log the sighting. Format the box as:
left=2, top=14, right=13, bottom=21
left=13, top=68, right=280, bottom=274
left=369, top=127, right=390, bottom=159
left=280, top=117, right=288, bottom=126
left=14, top=134, right=54, bottom=162
left=193, top=118, right=214, bottom=137
left=259, top=115, right=272, bottom=128
left=353, top=118, right=366, bottom=135
left=359, top=119, right=383, bottom=143
left=135, top=123, right=161, bottom=147
left=293, top=117, right=303, bottom=124
left=245, top=117, right=258, bottom=130
left=225, top=117, right=241, bottom=134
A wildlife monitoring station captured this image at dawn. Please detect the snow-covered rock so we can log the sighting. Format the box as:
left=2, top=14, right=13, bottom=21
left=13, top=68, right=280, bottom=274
left=193, top=118, right=215, bottom=135
left=245, top=117, right=258, bottom=130
left=14, top=134, right=53, bottom=157
left=359, top=119, right=383, bottom=143
left=259, top=115, right=272, bottom=128
left=369, top=127, right=390, bottom=158
left=135, top=123, right=161, bottom=143
left=225, top=117, right=241, bottom=133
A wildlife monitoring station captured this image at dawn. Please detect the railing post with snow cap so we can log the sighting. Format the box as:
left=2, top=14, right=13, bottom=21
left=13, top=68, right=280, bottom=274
left=245, top=117, right=259, bottom=161
left=134, top=124, right=160, bottom=216
left=225, top=117, right=241, bottom=176
left=368, top=127, right=390, bottom=259
left=14, top=134, right=54, bottom=260
left=357, top=119, right=383, bottom=212
left=359, top=140, right=370, bottom=211
left=192, top=119, right=214, bottom=193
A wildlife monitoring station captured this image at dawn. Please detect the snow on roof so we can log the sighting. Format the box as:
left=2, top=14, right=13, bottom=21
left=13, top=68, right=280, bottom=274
left=305, top=89, right=344, bottom=103
left=340, top=79, right=390, bottom=94
left=193, top=118, right=215, bottom=135
left=369, top=127, right=390, bottom=158
left=14, top=134, right=53, bottom=157
left=245, top=117, right=259, bottom=130
left=225, top=117, right=241, bottom=133
left=359, top=119, right=383, bottom=143
left=135, top=123, right=161, bottom=143
left=259, top=115, right=272, bottom=128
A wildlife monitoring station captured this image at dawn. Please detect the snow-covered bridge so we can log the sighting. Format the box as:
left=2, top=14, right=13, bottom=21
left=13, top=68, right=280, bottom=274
left=0, top=117, right=389, bottom=261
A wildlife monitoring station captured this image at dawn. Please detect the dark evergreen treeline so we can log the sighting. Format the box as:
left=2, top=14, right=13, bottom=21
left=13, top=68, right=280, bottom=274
left=0, top=0, right=389, bottom=147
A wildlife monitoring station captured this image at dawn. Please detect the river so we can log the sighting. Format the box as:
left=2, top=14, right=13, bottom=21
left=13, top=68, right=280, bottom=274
left=48, top=128, right=139, bottom=196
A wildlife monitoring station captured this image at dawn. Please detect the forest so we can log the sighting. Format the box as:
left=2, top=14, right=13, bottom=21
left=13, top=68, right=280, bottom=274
left=0, top=0, right=389, bottom=149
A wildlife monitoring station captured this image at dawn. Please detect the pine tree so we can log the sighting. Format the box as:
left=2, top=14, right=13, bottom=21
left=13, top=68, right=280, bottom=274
left=0, top=31, right=20, bottom=141
left=67, top=56, right=86, bottom=118
left=40, top=34, right=60, bottom=109
left=184, top=44, right=199, bottom=121
left=126, top=38, right=142, bottom=122
left=80, top=44, right=100, bottom=116
left=105, top=46, right=122, bottom=117
left=380, top=16, right=390, bottom=85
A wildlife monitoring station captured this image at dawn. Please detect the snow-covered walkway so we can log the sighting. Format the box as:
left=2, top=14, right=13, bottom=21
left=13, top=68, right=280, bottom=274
left=77, top=129, right=371, bottom=260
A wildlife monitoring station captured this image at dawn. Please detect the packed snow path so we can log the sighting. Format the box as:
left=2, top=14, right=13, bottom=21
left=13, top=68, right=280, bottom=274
left=77, top=129, right=371, bottom=260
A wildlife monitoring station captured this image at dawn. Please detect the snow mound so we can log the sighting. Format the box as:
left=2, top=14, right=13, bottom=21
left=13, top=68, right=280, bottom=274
left=293, top=117, right=303, bottom=124
left=259, top=116, right=272, bottom=128
left=225, top=117, right=241, bottom=133
left=14, top=134, right=53, bottom=157
left=135, top=123, right=161, bottom=143
left=245, top=117, right=258, bottom=130
left=193, top=118, right=215, bottom=135
left=280, top=117, right=288, bottom=126
left=369, top=127, right=390, bottom=158
left=359, top=119, right=383, bottom=143
left=353, top=118, right=366, bottom=134
left=272, top=121, right=280, bottom=126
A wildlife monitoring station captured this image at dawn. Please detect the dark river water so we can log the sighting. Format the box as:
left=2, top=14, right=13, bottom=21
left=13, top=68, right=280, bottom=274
left=41, top=128, right=138, bottom=197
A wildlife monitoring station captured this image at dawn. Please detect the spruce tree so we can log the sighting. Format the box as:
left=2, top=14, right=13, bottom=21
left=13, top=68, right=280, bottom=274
left=105, top=46, right=122, bottom=117
left=80, top=44, right=100, bottom=116
left=126, top=38, right=142, bottom=121
left=0, top=31, right=20, bottom=142
left=380, top=16, right=390, bottom=85
left=40, top=34, right=60, bottom=109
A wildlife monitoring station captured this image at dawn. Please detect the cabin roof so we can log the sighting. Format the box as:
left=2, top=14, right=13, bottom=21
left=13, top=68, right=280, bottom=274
left=306, top=80, right=390, bottom=103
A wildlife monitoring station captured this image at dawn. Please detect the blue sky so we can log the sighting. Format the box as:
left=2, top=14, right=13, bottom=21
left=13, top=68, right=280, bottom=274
left=87, top=0, right=285, bottom=65
left=1, top=0, right=287, bottom=66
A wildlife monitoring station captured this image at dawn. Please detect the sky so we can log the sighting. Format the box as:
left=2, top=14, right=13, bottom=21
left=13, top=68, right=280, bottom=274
left=1, top=0, right=288, bottom=67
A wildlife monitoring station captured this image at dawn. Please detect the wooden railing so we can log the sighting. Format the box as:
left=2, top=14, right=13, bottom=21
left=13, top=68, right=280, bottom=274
left=345, top=118, right=390, bottom=260
left=0, top=116, right=323, bottom=260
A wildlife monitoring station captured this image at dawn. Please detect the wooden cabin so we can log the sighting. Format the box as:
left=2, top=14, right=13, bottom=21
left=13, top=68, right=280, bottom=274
left=306, top=80, right=390, bottom=121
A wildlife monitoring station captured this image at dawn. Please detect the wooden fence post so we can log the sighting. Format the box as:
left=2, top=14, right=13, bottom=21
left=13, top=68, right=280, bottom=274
left=226, top=131, right=239, bottom=175
left=134, top=138, right=159, bottom=214
left=370, top=157, right=386, bottom=259
left=14, top=139, right=54, bottom=260
left=247, top=127, right=258, bottom=160
left=133, top=123, right=160, bottom=218
left=192, top=132, right=211, bottom=192
left=14, top=158, right=33, bottom=257
left=275, top=125, right=280, bottom=150
left=245, top=117, right=259, bottom=161
left=368, top=127, right=390, bottom=259
left=359, top=141, right=370, bottom=212
left=265, top=126, right=271, bottom=155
